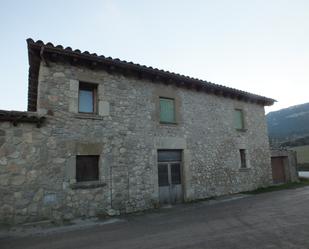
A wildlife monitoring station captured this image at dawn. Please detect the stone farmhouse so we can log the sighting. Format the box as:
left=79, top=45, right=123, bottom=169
left=0, top=39, right=275, bottom=224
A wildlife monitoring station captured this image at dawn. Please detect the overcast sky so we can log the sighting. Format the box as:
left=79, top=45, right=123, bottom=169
left=0, top=0, right=308, bottom=113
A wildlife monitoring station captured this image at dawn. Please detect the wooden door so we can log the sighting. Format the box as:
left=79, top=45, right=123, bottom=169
left=271, top=157, right=286, bottom=184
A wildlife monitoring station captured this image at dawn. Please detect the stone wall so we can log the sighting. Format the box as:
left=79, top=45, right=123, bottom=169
left=0, top=61, right=272, bottom=224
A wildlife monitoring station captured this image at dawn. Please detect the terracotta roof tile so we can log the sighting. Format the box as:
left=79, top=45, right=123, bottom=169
left=0, top=110, right=45, bottom=127
left=26, top=38, right=275, bottom=111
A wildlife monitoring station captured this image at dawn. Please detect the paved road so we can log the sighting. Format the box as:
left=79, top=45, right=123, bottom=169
left=2, top=187, right=309, bottom=249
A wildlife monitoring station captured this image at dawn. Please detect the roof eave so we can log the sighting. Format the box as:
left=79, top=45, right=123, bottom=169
left=26, top=38, right=276, bottom=110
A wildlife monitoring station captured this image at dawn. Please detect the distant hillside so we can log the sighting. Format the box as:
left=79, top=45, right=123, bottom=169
left=281, top=136, right=309, bottom=147
left=267, top=103, right=309, bottom=146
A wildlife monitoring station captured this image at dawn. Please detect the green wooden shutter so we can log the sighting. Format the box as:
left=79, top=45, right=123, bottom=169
left=160, top=98, right=175, bottom=123
left=234, top=109, right=244, bottom=129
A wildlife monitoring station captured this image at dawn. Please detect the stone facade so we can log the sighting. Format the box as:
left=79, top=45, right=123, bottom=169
left=0, top=55, right=273, bottom=225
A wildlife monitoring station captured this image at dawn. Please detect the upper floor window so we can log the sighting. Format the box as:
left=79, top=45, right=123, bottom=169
left=160, top=97, right=176, bottom=124
left=76, top=155, right=99, bottom=182
left=234, top=109, right=245, bottom=130
left=79, top=82, right=97, bottom=113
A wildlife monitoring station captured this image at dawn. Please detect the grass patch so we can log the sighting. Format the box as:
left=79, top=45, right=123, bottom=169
left=243, top=178, right=309, bottom=194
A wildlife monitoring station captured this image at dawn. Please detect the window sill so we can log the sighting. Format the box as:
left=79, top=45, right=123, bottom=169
left=74, top=113, right=104, bottom=120
left=236, top=128, right=247, bottom=132
left=239, top=168, right=250, bottom=172
left=160, top=122, right=178, bottom=126
left=71, top=181, right=106, bottom=189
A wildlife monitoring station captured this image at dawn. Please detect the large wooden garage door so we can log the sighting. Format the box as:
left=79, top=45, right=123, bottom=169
left=271, top=157, right=286, bottom=184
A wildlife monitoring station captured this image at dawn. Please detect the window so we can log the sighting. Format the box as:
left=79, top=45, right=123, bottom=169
left=159, top=97, right=175, bottom=123
left=78, top=82, right=97, bottom=113
left=171, top=163, right=181, bottom=184
left=234, top=109, right=245, bottom=130
left=158, top=150, right=182, bottom=162
left=158, top=164, right=169, bottom=186
left=239, top=149, right=247, bottom=168
left=76, top=155, right=99, bottom=182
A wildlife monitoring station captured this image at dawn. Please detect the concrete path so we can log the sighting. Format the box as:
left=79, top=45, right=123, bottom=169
left=2, top=187, right=309, bottom=249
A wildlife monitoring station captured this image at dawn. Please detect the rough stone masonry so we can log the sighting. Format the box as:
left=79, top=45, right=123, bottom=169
left=0, top=39, right=275, bottom=225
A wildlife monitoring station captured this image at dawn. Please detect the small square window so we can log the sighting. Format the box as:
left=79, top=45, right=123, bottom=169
left=78, top=82, right=97, bottom=113
left=159, top=97, right=175, bottom=123
left=239, top=149, right=247, bottom=168
left=76, top=155, right=99, bottom=182
left=234, top=109, right=245, bottom=130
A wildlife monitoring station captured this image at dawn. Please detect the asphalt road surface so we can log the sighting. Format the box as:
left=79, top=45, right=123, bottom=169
left=2, top=186, right=309, bottom=249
